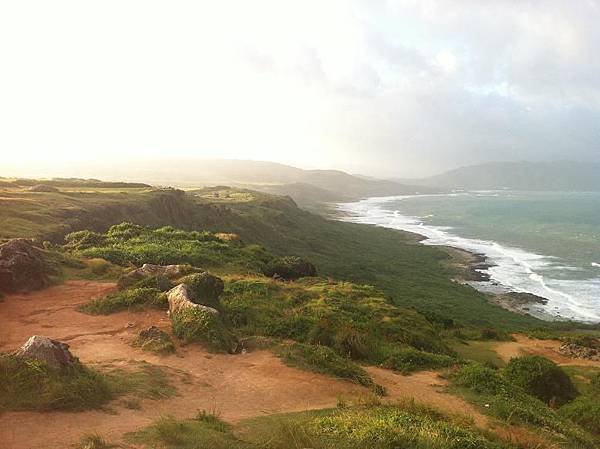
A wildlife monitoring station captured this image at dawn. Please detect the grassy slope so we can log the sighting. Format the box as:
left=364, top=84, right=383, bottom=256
left=1, top=184, right=546, bottom=329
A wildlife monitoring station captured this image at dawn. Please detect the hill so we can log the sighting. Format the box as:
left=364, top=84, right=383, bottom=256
left=402, top=161, right=600, bottom=191
left=0, top=181, right=549, bottom=329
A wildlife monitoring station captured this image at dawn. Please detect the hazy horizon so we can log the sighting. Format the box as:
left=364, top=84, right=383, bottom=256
left=2, top=1, right=600, bottom=178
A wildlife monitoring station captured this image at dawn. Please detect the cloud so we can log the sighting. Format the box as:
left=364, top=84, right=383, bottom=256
left=1, top=0, right=599, bottom=177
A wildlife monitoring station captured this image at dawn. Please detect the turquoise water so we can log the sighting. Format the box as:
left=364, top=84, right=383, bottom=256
left=339, top=191, right=600, bottom=322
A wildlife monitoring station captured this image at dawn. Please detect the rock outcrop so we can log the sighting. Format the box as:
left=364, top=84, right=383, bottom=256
left=14, top=336, right=77, bottom=369
left=181, top=272, right=224, bottom=309
left=167, top=284, right=219, bottom=316
left=0, top=239, right=51, bottom=294
left=118, top=263, right=198, bottom=289
left=559, top=342, right=600, bottom=361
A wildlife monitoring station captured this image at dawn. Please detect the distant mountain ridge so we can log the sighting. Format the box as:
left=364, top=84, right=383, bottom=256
left=402, top=161, right=600, bottom=191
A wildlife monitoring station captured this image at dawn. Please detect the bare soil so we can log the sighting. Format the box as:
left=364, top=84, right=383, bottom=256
left=495, top=334, right=600, bottom=367
left=0, top=281, right=488, bottom=449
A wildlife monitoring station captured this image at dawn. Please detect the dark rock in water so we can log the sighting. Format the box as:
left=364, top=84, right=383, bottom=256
left=0, top=239, right=51, bottom=294
left=506, top=292, right=548, bottom=305
left=14, top=336, right=77, bottom=369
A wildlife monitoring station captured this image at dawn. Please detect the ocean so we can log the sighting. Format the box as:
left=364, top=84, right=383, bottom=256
left=338, top=191, right=600, bottom=323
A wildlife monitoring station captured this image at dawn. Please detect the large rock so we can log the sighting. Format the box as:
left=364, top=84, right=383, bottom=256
left=0, top=239, right=51, bottom=294
left=167, top=284, right=219, bottom=316
left=181, top=272, right=224, bottom=309
left=14, top=336, right=77, bottom=369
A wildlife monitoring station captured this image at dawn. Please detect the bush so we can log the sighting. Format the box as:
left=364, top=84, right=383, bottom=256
left=171, top=307, right=236, bottom=353
left=263, top=256, right=317, bottom=280
left=382, top=349, right=456, bottom=374
left=502, top=356, right=578, bottom=405
left=452, top=363, right=509, bottom=396
left=64, top=230, right=107, bottom=250
left=182, top=272, right=224, bottom=309
left=80, top=288, right=167, bottom=314
left=130, top=275, right=174, bottom=292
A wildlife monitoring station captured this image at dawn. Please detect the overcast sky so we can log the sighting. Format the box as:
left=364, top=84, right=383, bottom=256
left=2, top=1, right=600, bottom=177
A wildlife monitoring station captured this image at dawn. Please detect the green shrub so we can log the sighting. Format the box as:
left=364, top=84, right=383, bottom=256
left=75, top=434, right=115, bottom=449
left=382, top=349, right=456, bottom=374
left=182, top=272, right=224, bottom=309
left=275, top=343, right=382, bottom=393
left=452, top=363, right=509, bottom=396
left=80, top=287, right=167, bottom=314
left=130, top=274, right=174, bottom=292
left=263, top=256, right=317, bottom=280
left=64, top=230, right=107, bottom=250
left=0, top=355, right=112, bottom=411
left=171, top=307, right=236, bottom=353
left=560, top=396, right=600, bottom=435
left=503, top=356, right=578, bottom=405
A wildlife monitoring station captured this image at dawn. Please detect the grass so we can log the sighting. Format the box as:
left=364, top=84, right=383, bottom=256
left=133, top=328, right=176, bottom=354
left=450, top=362, right=597, bottom=447
left=275, top=343, right=385, bottom=394
left=75, top=434, right=116, bottom=449
left=130, top=400, right=515, bottom=449
left=171, top=306, right=237, bottom=353
left=70, top=222, right=273, bottom=274
left=0, top=356, right=175, bottom=412
left=222, top=276, right=455, bottom=374
left=449, top=340, right=506, bottom=368
left=80, top=287, right=167, bottom=314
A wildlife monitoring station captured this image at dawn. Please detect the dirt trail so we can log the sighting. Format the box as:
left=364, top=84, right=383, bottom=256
left=495, top=334, right=600, bottom=367
left=0, top=281, right=488, bottom=448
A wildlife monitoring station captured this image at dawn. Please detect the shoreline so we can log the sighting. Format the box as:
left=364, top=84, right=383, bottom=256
left=331, top=197, right=572, bottom=323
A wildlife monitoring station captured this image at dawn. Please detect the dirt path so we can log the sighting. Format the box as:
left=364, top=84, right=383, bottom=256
left=495, top=334, right=600, bottom=367
left=0, top=281, right=489, bottom=449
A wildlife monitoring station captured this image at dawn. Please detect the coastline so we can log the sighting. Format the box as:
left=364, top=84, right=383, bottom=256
left=332, top=196, right=574, bottom=323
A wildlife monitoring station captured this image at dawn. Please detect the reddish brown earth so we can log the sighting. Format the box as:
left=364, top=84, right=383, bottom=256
left=0, top=281, right=488, bottom=449
left=495, top=334, right=600, bottom=367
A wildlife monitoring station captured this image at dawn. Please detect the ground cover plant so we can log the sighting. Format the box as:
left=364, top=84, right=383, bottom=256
left=222, top=276, right=457, bottom=374
left=130, top=400, right=515, bottom=449
left=450, top=361, right=597, bottom=447
left=66, top=222, right=273, bottom=274
left=0, top=356, right=174, bottom=412
left=80, top=287, right=167, bottom=314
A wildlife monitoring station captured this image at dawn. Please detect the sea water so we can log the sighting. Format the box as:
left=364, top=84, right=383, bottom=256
left=338, top=191, right=600, bottom=323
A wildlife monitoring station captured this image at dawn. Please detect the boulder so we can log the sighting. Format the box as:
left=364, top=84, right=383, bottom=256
left=14, top=336, right=76, bottom=369
left=167, top=284, right=219, bottom=316
left=0, top=239, right=51, bottom=294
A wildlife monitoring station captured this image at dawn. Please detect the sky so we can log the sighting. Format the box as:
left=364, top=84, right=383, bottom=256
left=1, top=0, right=600, bottom=178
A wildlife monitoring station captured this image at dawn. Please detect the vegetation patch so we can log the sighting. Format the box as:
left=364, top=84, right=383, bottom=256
left=0, top=355, right=175, bottom=412
left=0, top=354, right=111, bottom=411
left=69, top=222, right=272, bottom=274
left=503, top=355, right=578, bottom=405
left=451, top=362, right=596, bottom=447
left=133, top=326, right=176, bottom=354
left=263, top=255, right=317, bottom=280
left=171, top=307, right=236, bottom=353
left=223, top=277, right=453, bottom=374
left=129, top=413, right=251, bottom=449
left=276, top=343, right=384, bottom=394
left=80, top=287, right=167, bottom=314
left=75, top=434, right=116, bottom=449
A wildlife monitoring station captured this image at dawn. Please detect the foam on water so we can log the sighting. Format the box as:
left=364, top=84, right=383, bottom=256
left=338, top=195, right=600, bottom=323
